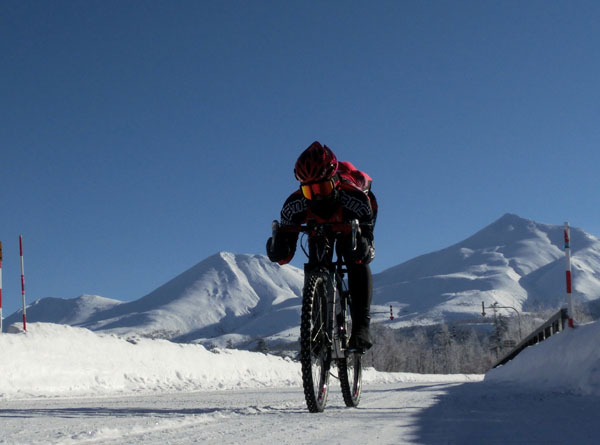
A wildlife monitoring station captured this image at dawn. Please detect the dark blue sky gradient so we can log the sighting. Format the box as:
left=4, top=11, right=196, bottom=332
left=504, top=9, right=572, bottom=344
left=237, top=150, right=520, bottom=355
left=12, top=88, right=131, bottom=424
left=1, top=1, right=599, bottom=316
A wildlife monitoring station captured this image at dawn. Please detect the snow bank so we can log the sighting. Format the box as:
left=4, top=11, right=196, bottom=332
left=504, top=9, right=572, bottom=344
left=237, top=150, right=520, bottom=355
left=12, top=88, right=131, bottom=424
left=0, top=323, right=295, bottom=398
left=5, top=318, right=599, bottom=401
left=486, top=319, right=600, bottom=396
left=0, top=323, right=479, bottom=399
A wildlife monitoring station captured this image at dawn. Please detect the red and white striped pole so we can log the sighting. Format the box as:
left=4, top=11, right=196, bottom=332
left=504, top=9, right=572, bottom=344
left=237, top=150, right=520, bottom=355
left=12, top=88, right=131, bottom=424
left=19, top=235, right=27, bottom=331
left=564, top=222, right=574, bottom=328
left=0, top=241, right=3, bottom=332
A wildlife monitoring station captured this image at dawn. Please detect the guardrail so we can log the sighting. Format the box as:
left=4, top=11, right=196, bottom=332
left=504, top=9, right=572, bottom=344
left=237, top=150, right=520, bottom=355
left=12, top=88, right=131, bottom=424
left=493, top=308, right=569, bottom=368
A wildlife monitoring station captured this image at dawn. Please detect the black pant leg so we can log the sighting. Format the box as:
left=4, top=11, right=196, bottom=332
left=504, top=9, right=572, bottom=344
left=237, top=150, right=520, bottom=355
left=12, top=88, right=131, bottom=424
left=347, top=263, right=373, bottom=328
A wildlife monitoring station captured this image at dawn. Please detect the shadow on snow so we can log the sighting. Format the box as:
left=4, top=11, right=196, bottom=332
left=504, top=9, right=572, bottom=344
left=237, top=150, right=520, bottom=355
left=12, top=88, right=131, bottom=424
left=411, top=381, right=600, bottom=444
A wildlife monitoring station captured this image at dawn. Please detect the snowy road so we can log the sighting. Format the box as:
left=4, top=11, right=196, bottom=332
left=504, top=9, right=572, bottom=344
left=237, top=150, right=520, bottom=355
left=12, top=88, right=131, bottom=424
left=3, top=380, right=599, bottom=444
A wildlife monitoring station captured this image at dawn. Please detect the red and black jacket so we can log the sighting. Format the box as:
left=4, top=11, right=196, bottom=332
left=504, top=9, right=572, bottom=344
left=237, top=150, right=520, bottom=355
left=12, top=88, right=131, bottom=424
left=276, top=182, right=377, bottom=265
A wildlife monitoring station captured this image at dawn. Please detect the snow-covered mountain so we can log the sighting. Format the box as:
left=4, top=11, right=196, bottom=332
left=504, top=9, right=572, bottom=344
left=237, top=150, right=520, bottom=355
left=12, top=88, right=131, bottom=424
left=5, top=252, right=304, bottom=347
left=375, top=213, right=600, bottom=326
left=9, top=294, right=123, bottom=325
left=5, top=214, right=600, bottom=346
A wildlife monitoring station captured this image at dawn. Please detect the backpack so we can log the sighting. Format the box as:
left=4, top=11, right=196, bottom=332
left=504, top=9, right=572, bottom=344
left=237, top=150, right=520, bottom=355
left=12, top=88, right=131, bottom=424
left=337, top=161, right=378, bottom=222
left=337, top=161, right=372, bottom=194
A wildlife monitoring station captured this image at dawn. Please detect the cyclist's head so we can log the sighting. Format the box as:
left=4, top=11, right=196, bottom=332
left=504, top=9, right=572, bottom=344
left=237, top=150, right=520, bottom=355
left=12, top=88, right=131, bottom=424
left=294, top=141, right=338, bottom=200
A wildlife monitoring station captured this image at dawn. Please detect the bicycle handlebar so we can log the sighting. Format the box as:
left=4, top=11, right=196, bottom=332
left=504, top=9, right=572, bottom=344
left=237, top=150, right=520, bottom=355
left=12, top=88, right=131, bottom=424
left=272, top=220, right=368, bottom=252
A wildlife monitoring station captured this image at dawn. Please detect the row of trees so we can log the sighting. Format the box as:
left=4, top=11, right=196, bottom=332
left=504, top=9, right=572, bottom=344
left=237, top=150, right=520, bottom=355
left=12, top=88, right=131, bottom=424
left=363, top=322, right=496, bottom=374
left=363, top=302, right=595, bottom=375
left=240, top=301, right=596, bottom=374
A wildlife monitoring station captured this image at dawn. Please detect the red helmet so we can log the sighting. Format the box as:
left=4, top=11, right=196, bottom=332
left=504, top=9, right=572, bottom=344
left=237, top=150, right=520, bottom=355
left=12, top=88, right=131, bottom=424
left=294, top=141, right=338, bottom=183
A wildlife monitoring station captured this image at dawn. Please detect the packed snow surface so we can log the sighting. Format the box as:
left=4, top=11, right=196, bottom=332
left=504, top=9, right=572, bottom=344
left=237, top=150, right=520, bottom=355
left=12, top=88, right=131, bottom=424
left=1, top=321, right=600, bottom=444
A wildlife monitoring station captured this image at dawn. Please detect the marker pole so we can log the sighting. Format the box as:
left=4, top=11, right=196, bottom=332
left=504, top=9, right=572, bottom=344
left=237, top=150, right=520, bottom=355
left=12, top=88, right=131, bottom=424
left=0, top=241, right=3, bottom=332
left=19, top=235, right=27, bottom=331
left=564, top=223, right=574, bottom=328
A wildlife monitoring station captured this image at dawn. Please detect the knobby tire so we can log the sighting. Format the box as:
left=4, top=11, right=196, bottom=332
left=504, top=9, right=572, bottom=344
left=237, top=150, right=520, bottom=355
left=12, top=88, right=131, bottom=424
left=338, top=352, right=362, bottom=407
left=300, top=273, right=330, bottom=413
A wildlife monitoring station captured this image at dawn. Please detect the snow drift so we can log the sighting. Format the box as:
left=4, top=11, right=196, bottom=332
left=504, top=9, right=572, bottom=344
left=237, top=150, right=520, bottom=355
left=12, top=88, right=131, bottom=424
left=1, top=317, right=599, bottom=401
left=486, top=320, right=600, bottom=396
left=0, top=323, right=481, bottom=399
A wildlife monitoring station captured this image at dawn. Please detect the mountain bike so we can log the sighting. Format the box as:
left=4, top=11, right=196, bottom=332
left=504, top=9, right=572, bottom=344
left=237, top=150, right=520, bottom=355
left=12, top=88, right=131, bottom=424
left=272, top=219, right=365, bottom=413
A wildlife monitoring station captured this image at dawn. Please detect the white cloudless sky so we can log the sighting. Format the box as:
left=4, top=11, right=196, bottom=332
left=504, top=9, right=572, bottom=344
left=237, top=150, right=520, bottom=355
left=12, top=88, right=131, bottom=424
left=1, top=0, right=599, bottom=316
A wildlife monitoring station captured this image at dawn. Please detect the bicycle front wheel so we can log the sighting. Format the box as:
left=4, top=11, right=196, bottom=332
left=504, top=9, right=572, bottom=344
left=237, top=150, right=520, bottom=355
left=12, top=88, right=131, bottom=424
left=338, top=352, right=362, bottom=407
left=300, top=273, right=331, bottom=413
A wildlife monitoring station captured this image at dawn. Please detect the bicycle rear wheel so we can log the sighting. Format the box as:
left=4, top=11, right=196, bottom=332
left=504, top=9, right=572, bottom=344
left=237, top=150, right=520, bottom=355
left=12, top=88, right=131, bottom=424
left=338, top=352, right=362, bottom=407
left=300, top=273, right=331, bottom=413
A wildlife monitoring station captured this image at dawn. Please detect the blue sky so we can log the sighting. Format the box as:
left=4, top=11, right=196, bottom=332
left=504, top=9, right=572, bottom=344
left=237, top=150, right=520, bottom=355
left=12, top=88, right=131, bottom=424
left=1, top=1, right=599, bottom=317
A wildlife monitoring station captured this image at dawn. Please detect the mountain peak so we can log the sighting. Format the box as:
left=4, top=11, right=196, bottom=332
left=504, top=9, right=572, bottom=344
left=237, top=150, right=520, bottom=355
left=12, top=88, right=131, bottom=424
left=206, top=251, right=269, bottom=268
left=496, top=212, right=530, bottom=224
left=487, top=213, right=542, bottom=230
left=460, top=213, right=548, bottom=251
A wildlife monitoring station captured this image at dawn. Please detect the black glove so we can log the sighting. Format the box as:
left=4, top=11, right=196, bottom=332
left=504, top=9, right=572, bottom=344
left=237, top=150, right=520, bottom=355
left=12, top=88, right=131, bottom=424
left=341, top=236, right=375, bottom=264
left=266, top=237, right=292, bottom=263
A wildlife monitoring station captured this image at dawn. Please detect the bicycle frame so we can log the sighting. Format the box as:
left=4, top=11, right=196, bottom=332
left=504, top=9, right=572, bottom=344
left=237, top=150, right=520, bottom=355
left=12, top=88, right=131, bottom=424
left=273, top=219, right=359, bottom=358
left=272, top=219, right=366, bottom=411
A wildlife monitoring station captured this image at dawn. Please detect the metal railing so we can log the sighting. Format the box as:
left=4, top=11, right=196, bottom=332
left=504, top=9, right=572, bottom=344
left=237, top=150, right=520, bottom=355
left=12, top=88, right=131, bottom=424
left=492, top=308, right=569, bottom=368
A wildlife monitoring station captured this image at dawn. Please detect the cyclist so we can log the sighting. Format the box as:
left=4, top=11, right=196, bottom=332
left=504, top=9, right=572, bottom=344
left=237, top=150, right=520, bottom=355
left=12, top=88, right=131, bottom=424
left=267, top=141, right=377, bottom=352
